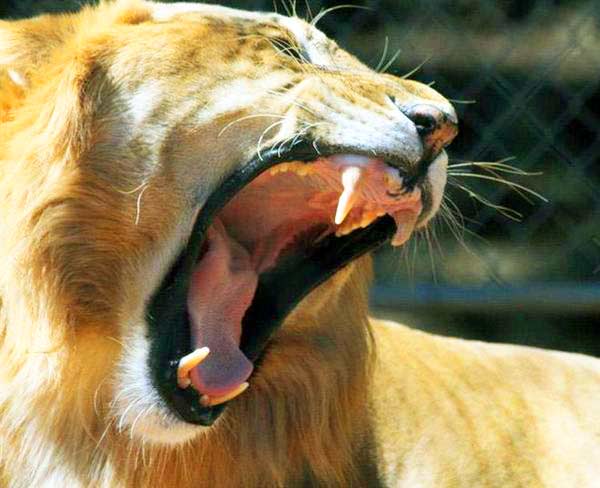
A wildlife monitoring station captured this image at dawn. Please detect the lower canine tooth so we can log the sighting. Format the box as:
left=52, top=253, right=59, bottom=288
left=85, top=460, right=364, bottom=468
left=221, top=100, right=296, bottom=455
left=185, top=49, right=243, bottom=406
left=200, top=382, right=250, bottom=407
left=177, top=347, right=210, bottom=389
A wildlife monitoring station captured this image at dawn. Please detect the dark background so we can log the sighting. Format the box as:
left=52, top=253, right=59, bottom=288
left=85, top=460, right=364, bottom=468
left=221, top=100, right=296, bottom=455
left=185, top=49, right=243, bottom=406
left=3, top=0, right=599, bottom=356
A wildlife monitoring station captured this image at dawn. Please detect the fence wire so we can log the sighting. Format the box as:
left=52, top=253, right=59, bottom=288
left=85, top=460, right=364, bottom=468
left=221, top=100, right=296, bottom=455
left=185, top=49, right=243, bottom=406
left=3, top=0, right=599, bottom=354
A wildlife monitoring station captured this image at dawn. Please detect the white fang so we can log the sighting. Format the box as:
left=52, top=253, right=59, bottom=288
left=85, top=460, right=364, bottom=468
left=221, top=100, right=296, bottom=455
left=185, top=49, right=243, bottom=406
left=334, top=166, right=363, bottom=225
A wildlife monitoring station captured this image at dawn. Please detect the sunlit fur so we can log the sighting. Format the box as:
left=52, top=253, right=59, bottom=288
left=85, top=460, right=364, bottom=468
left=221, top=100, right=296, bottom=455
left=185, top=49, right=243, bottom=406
left=0, top=1, right=393, bottom=485
left=0, top=1, right=599, bottom=487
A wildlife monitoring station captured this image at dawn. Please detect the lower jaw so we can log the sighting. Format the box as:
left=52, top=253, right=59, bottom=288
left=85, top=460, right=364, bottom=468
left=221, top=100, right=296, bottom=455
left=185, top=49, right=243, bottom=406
left=148, top=216, right=396, bottom=426
left=145, top=141, right=403, bottom=426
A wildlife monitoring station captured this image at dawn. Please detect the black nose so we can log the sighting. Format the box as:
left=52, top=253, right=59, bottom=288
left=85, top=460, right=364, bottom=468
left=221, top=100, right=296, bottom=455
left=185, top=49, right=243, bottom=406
left=404, top=104, right=458, bottom=158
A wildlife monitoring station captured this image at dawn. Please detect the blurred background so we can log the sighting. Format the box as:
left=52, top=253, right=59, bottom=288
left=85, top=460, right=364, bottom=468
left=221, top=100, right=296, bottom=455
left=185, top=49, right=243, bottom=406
left=3, top=0, right=598, bottom=356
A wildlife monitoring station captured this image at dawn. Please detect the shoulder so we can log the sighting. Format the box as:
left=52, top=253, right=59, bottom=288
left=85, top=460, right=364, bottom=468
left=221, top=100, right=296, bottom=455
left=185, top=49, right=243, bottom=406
left=369, top=319, right=600, bottom=487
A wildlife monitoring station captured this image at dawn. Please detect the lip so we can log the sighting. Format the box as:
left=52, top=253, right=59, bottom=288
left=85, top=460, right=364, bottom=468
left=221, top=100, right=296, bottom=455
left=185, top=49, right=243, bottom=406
left=145, top=139, right=402, bottom=426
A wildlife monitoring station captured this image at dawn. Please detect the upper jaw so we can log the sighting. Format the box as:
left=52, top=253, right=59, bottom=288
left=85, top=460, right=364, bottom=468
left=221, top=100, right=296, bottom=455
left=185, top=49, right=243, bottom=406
left=144, top=138, right=441, bottom=426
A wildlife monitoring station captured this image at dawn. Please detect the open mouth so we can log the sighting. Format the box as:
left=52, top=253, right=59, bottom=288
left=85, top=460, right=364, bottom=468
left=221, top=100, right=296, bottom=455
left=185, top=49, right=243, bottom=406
left=146, top=140, right=425, bottom=426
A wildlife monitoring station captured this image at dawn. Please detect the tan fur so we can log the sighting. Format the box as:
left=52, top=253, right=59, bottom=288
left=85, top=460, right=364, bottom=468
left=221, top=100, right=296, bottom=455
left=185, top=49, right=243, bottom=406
left=0, top=1, right=598, bottom=487
left=371, top=321, right=600, bottom=486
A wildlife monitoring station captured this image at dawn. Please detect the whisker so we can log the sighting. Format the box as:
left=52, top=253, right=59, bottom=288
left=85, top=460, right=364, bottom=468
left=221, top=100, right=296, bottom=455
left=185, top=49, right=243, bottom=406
left=449, top=157, right=541, bottom=176
left=429, top=217, right=445, bottom=258
left=439, top=196, right=506, bottom=284
left=117, top=399, right=144, bottom=433
left=311, top=5, right=372, bottom=27
left=274, top=127, right=307, bottom=157
left=265, top=89, right=317, bottom=117
left=410, top=231, right=420, bottom=280
left=256, top=120, right=287, bottom=161
left=448, top=98, right=477, bottom=105
left=312, top=138, right=321, bottom=155
left=218, top=113, right=286, bottom=138
left=439, top=201, right=463, bottom=236
left=94, top=418, right=115, bottom=454
left=374, top=36, right=390, bottom=73
left=274, top=121, right=329, bottom=156
left=400, top=242, right=413, bottom=282
left=134, top=184, right=149, bottom=226
left=279, top=0, right=293, bottom=17
left=233, top=33, right=317, bottom=76
left=439, top=200, right=467, bottom=249
left=448, top=179, right=524, bottom=221
left=303, top=0, right=313, bottom=22
left=447, top=171, right=547, bottom=203
left=117, top=181, right=148, bottom=195
left=424, top=226, right=438, bottom=282
left=379, top=48, right=402, bottom=74
left=130, top=406, right=152, bottom=441
left=270, top=37, right=311, bottom=67
left=402, top=56, right=432, bottom=79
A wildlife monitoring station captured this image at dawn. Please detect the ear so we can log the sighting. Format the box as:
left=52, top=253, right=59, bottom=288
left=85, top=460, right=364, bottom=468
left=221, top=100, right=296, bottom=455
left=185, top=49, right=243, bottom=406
left=0, top=1, right=152, bottom=89
left=0, top=22, right=101, bottom=161
left=0, top=11, right=101, bottom=159
left=0, top=15, right=76, bottom=88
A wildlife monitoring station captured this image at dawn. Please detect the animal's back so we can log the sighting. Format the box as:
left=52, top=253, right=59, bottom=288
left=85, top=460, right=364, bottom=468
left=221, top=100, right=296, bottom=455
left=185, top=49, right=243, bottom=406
left=370, top=319, right=600, bottom=487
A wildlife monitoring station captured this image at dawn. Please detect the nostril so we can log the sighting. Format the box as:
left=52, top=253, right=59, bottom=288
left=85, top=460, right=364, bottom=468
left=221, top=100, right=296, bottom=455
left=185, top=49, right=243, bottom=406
left=411, top=113, right=438, bottom=136
left=403, top=104, right=458, bottom=153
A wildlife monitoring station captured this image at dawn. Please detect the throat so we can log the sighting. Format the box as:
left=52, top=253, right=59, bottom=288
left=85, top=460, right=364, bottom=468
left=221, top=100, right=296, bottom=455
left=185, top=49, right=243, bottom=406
left=187, top=219, right=256, bottom=397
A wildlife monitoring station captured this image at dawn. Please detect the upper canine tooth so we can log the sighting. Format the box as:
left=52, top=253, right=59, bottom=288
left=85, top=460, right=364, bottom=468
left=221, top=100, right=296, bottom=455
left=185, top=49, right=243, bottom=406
left=334, top=166, right=363, bottom=225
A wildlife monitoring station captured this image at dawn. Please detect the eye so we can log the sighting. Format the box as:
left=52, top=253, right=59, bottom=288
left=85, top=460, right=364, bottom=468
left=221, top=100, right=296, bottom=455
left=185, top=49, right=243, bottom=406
left=271, top=36, right=309, bottom=64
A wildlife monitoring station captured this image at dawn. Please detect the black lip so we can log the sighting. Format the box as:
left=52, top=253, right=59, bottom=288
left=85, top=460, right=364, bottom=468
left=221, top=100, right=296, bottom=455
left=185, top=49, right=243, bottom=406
left=146, top=140, right=396, bottom=426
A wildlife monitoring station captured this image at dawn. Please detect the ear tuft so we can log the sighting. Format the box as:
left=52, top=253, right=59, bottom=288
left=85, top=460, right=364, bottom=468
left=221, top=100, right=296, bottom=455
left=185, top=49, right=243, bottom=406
left=0, top=15, right=76, bottom=88
left=7, top=68, right=28, bottom=88
left=0, top=20, right=35, bottom=87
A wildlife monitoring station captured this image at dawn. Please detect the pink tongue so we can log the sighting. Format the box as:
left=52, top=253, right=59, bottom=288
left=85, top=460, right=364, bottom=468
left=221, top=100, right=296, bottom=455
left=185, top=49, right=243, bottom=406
left=187, top=219, right=256, bottom=397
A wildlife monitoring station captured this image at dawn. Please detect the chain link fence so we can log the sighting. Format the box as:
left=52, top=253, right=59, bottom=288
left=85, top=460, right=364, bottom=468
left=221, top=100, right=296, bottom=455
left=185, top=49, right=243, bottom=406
left=3, top=0, right=599, bottom=355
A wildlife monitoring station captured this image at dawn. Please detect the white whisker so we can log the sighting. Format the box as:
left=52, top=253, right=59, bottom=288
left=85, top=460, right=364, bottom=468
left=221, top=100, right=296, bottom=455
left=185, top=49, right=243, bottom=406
left=256, top=120, right=287, bottom=161
left=447, top=171, right=547, bottom=203
left=134, top=185, right=149, bottom=226
left=218, top=113, right=286, bottom=138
